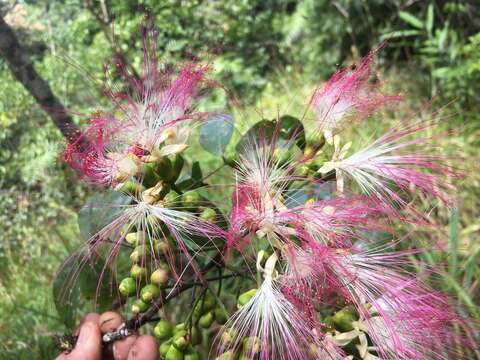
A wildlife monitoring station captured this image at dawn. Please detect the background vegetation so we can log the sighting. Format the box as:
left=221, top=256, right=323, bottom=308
left=0, top=1, right=479, bottom=358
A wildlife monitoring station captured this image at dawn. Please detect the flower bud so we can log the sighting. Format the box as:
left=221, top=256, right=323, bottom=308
left=131, top=299, right=149, bottom=314
left=154, top=320, right=173, bottom=340
left=163, top=191, right=180, bottom=208
left=200, top=207, right=216, bottom=222
left=174, top=323, right=186, bottom=333
left=126, top=231, right=144, bottom=246
left=165, top=345, right=184, bottom=360
left=237, top=288, right=257, bottom=308
left=214, top=308, right=228, bottom=325
left=172, top=330, right=189, bottom=350
left=151, top=268, right=169, bottom=287
left=198, top=311, right=215, bottom=329
left=242, top=336, right=260, bottom=354
left=130, top=264, right=147, bottom=279
left=184, top=352, right=200, bottom=360
left=181, top=190, right=200, bottom=209
left=130, top=245, right=147, bottom=263
left=332, top=307, right=357, bottom=332
left=140, top=284, right=160, bottom=303
left=118, top=277, right=136, bottom=297
left=119, top=180, right=145, bottom=195
left=159, top=340, right=172, bottom=357
left=155, top=240, right=171, bottom=255
left=216, top=351, right=234, bottom=360
left=220, top=328, right=237, bottom=346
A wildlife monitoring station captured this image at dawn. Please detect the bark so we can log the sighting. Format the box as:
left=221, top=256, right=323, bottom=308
left=0, top=16, right=80, bottom=142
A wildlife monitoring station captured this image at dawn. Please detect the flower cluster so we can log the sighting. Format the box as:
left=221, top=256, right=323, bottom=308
left=61, top=31, right=475, bottom=360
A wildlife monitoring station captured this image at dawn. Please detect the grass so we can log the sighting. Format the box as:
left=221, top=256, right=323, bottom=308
left=0, top=67, right=479, bottom=359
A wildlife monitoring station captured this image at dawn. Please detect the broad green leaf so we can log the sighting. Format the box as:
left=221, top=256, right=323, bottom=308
left=78, top=191, right=131, bottom=241
left=398, top=11, right=424, bottom=29
left=199, top=113, right=235, bottom=155
left=176, top=161, right=205, bottom=190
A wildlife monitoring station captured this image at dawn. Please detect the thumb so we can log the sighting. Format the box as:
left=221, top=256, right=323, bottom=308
left=67, top=320, right=102, bottom=360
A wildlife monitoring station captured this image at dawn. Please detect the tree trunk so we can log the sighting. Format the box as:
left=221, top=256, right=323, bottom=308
left=0, top=16, right=80, bottom=142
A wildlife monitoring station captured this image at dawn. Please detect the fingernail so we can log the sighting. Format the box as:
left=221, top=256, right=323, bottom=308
left=77, top=322, right=93, bottom=346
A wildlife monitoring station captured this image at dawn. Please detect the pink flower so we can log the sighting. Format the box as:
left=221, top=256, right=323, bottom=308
left=313, top=51, right=400, bottom=140
left=318, top=123, right=460, bottom=208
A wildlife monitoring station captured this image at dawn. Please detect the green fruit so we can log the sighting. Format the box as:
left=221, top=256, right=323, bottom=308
left=163, top=191, right=180, bottom=208
left=237, top=288, right=257, bottom=308
left=160, top=340, right=172, bottom=357
left=130, top=264, right=147, bottom=279
left=151, top=268, right=169, bottom=286
left=200, top=207, right=216, bottom=222
left=131, top=299, right=149, bottom=314
left=165, top=345, right=184, bottom=360
left=216, top=351, right=234, bottom=360
left=118, top=277, right=136, bottom=297
left=198, top=311, right=215, bottom=329
left=214, top=308, right=228, bottom=325
left=154, top=320, right=174, bottom=340
left=332, top=307, right=357, bottom=332
left=184, top=352, right=200, bottom=360
left=140, top=284, right=160, bottom=303
left=181, top=190, right=200, bottom=209
left=130, top=245, right=147, bottom=263
left=172, top=330, right=188, bottom=350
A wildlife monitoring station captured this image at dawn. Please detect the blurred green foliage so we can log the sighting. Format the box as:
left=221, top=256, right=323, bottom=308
left=0, top=0, right=479, bottom=358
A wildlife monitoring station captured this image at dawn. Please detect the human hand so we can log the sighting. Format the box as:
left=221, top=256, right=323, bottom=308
left=55, top=312, right=159, bottom=360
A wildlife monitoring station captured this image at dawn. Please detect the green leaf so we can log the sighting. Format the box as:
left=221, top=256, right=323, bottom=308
left=176, top=161, right=205, bottom=191
left=398, top=11, right=425, bottom=29
left=380, top=30, right=422, bottom=41
left=426, top=3, right=434, bottom=35
left=78, top=192, right=131, bottom=240
left=199, top=113, right=235, bottom=155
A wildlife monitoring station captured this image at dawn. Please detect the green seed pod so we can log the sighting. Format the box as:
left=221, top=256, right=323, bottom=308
left=141, top=162, right=161, bottom=188
left=198, top=311, right=215, bottom=329
left=159, top=340, right=172, bottom=358
left=154, top=320, right=174, bottom=340
left=172, top=330, right=189, bottom=350
left=118, top=277, right=136, bottom=297
left=242, top=336, right=260, bottom=354
left=214, top=307, right=228, bottom=325
left=163, top=191, right=180, bottom=208
left=170, top=155, right=185, bottom=183
left=165, top=345, right=184, bottom=360
left=130, top=245, right=147, bottom=263
left=332, top=307, right=357, bottom=332
left=173, top=323, right=186, bottom=334
left=130, top=264, right=147, bottom=279
left=140, top=284, right=160, bottom=303
left=184, top=352, right=200, bottom=360
left=237, top=288, right=257, bottom=308
left=216, top=351, right=234, bottom=360
left=200, top=207, right=216, bottom=222
left=181, top=190, right=200, bottom=209
left=151, top=268, right=169, bottom=287
left=189, top=326, right=202, bottom=346
left=131, top=299, right=149, bottom=314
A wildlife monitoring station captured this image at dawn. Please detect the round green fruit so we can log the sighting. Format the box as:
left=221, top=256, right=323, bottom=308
left=159, top=340, right=172, bottom=358
left=184, top=352, right=200, bottom=360
left=198, top=311, right=215, bottom=329
left=165, top=345, right=184, bottom=360
left=200, top=207, right=216, bottom=222
left=131, top=299, right=149, bottom=314
left=151, top=268, right=169, bottom=286
left=237, top=288, right=257, bottom=308
left=181, top=190, right=200, bottom=209
left=130, top=264, right=147, bottom=279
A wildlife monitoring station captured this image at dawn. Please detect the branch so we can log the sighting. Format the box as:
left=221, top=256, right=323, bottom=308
left=0, top=16, right=80, bottom=141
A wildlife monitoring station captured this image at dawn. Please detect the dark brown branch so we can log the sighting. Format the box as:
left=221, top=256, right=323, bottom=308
left=0, top=16, right=80, bottom=142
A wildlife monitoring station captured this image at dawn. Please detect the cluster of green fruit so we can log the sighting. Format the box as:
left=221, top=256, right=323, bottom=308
left=215, top=288, right=258, bottom=360
left=155, top=292, right=227, bottom=360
